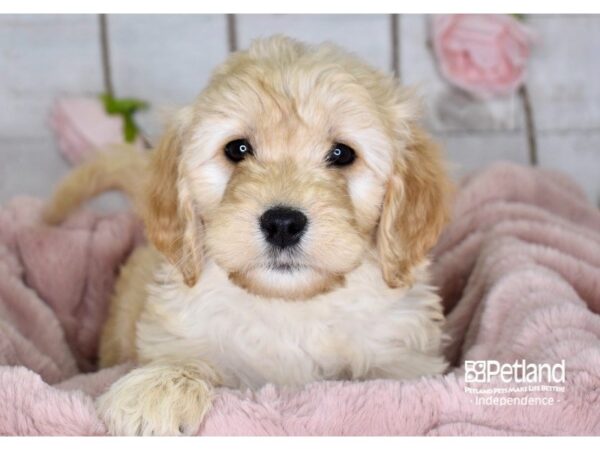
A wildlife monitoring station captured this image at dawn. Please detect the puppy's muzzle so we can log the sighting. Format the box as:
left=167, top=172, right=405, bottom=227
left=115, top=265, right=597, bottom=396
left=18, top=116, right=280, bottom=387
left=259, top=206, right=307, bottom=249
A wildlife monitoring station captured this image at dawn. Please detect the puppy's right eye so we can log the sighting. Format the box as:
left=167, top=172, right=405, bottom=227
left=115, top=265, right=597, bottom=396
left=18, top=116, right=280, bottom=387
left=224, top=139, right=253, bottom=163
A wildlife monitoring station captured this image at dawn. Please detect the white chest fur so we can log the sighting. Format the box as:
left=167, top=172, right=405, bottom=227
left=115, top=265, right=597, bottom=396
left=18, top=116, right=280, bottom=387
left=136, top=257, right=446, bottom=389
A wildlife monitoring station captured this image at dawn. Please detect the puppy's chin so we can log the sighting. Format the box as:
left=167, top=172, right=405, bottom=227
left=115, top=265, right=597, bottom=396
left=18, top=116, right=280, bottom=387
left=228, top=266, right=344, bottom=300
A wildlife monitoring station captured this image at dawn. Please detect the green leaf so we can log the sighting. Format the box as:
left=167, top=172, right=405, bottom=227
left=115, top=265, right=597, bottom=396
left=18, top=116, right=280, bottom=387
left=123, top=114, right=137, bottom=143
left=100, top=93, right=149, bottom=143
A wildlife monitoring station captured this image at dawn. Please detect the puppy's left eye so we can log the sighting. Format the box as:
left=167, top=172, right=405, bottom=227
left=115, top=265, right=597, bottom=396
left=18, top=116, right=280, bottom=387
left=326, top=143, right=356, bottom=167
left=224, top=139, right=253, bottom=163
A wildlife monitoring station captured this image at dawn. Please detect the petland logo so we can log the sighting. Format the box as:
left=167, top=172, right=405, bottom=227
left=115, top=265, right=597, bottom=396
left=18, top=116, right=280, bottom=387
left=465, top=359, right=566, bottom=384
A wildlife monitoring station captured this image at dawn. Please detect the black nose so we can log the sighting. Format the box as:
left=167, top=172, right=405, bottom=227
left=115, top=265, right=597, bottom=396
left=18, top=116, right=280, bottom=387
left=259, top=207, right=308, bottom=249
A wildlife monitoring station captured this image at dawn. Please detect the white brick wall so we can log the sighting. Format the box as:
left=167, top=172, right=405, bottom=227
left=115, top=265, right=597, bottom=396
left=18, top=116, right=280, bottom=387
left=0, top=14, right=598, bottom=205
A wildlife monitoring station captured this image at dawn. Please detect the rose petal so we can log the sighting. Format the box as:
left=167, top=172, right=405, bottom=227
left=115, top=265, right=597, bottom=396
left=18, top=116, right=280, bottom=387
left=431, top=14, right=534, bottom=98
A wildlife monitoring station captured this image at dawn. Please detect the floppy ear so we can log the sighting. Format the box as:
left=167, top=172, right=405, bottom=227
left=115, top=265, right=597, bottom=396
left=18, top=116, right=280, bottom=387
left=144, top=121, right=202, bottom=287
left=377, top=126, right=452, bottom=288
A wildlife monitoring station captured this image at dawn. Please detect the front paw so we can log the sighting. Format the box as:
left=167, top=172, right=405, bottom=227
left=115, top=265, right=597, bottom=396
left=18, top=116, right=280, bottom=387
left=96, top=363, right=214, bottom=436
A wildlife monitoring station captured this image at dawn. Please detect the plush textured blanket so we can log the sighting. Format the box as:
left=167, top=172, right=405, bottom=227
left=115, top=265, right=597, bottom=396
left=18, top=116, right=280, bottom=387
left=1, top=162, right=599, bottom=436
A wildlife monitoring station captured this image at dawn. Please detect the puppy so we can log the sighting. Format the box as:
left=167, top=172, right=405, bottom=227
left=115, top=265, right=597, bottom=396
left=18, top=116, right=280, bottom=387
left=44, top=36, right=452, bottom=436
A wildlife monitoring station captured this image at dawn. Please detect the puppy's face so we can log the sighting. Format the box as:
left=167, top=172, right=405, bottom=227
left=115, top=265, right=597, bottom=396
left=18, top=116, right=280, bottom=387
left=145, top=37, right=452, bottom=300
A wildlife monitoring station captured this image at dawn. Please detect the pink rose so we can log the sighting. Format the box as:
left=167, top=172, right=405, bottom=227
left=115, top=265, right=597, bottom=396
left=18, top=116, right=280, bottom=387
left=49, top=97, right=143, bottom=166
left=431, top=14, right=534, bottom=98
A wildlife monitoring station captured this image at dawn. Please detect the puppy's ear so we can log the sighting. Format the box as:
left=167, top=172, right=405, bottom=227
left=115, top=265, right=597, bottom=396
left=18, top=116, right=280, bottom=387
left=377, top=126, right=452, bottom=288
left=144, top=118, right=202, bottom=287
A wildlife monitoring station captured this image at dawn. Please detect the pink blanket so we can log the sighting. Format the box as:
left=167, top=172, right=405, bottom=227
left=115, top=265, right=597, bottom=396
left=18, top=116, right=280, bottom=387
left=1, top=162, right=599, bottom=436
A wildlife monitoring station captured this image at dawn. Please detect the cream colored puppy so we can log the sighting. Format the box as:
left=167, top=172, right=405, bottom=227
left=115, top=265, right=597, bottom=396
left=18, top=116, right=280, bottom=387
left=45, top=36, right=452, bottom=436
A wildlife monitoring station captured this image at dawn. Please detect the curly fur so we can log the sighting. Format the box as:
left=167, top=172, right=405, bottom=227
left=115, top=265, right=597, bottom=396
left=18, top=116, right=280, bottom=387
left=44, top=36, right=452, bottom=435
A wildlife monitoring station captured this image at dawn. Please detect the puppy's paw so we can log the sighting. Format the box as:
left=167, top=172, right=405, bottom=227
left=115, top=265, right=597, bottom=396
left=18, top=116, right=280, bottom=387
left=96, top=362, right=214, bottom=436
